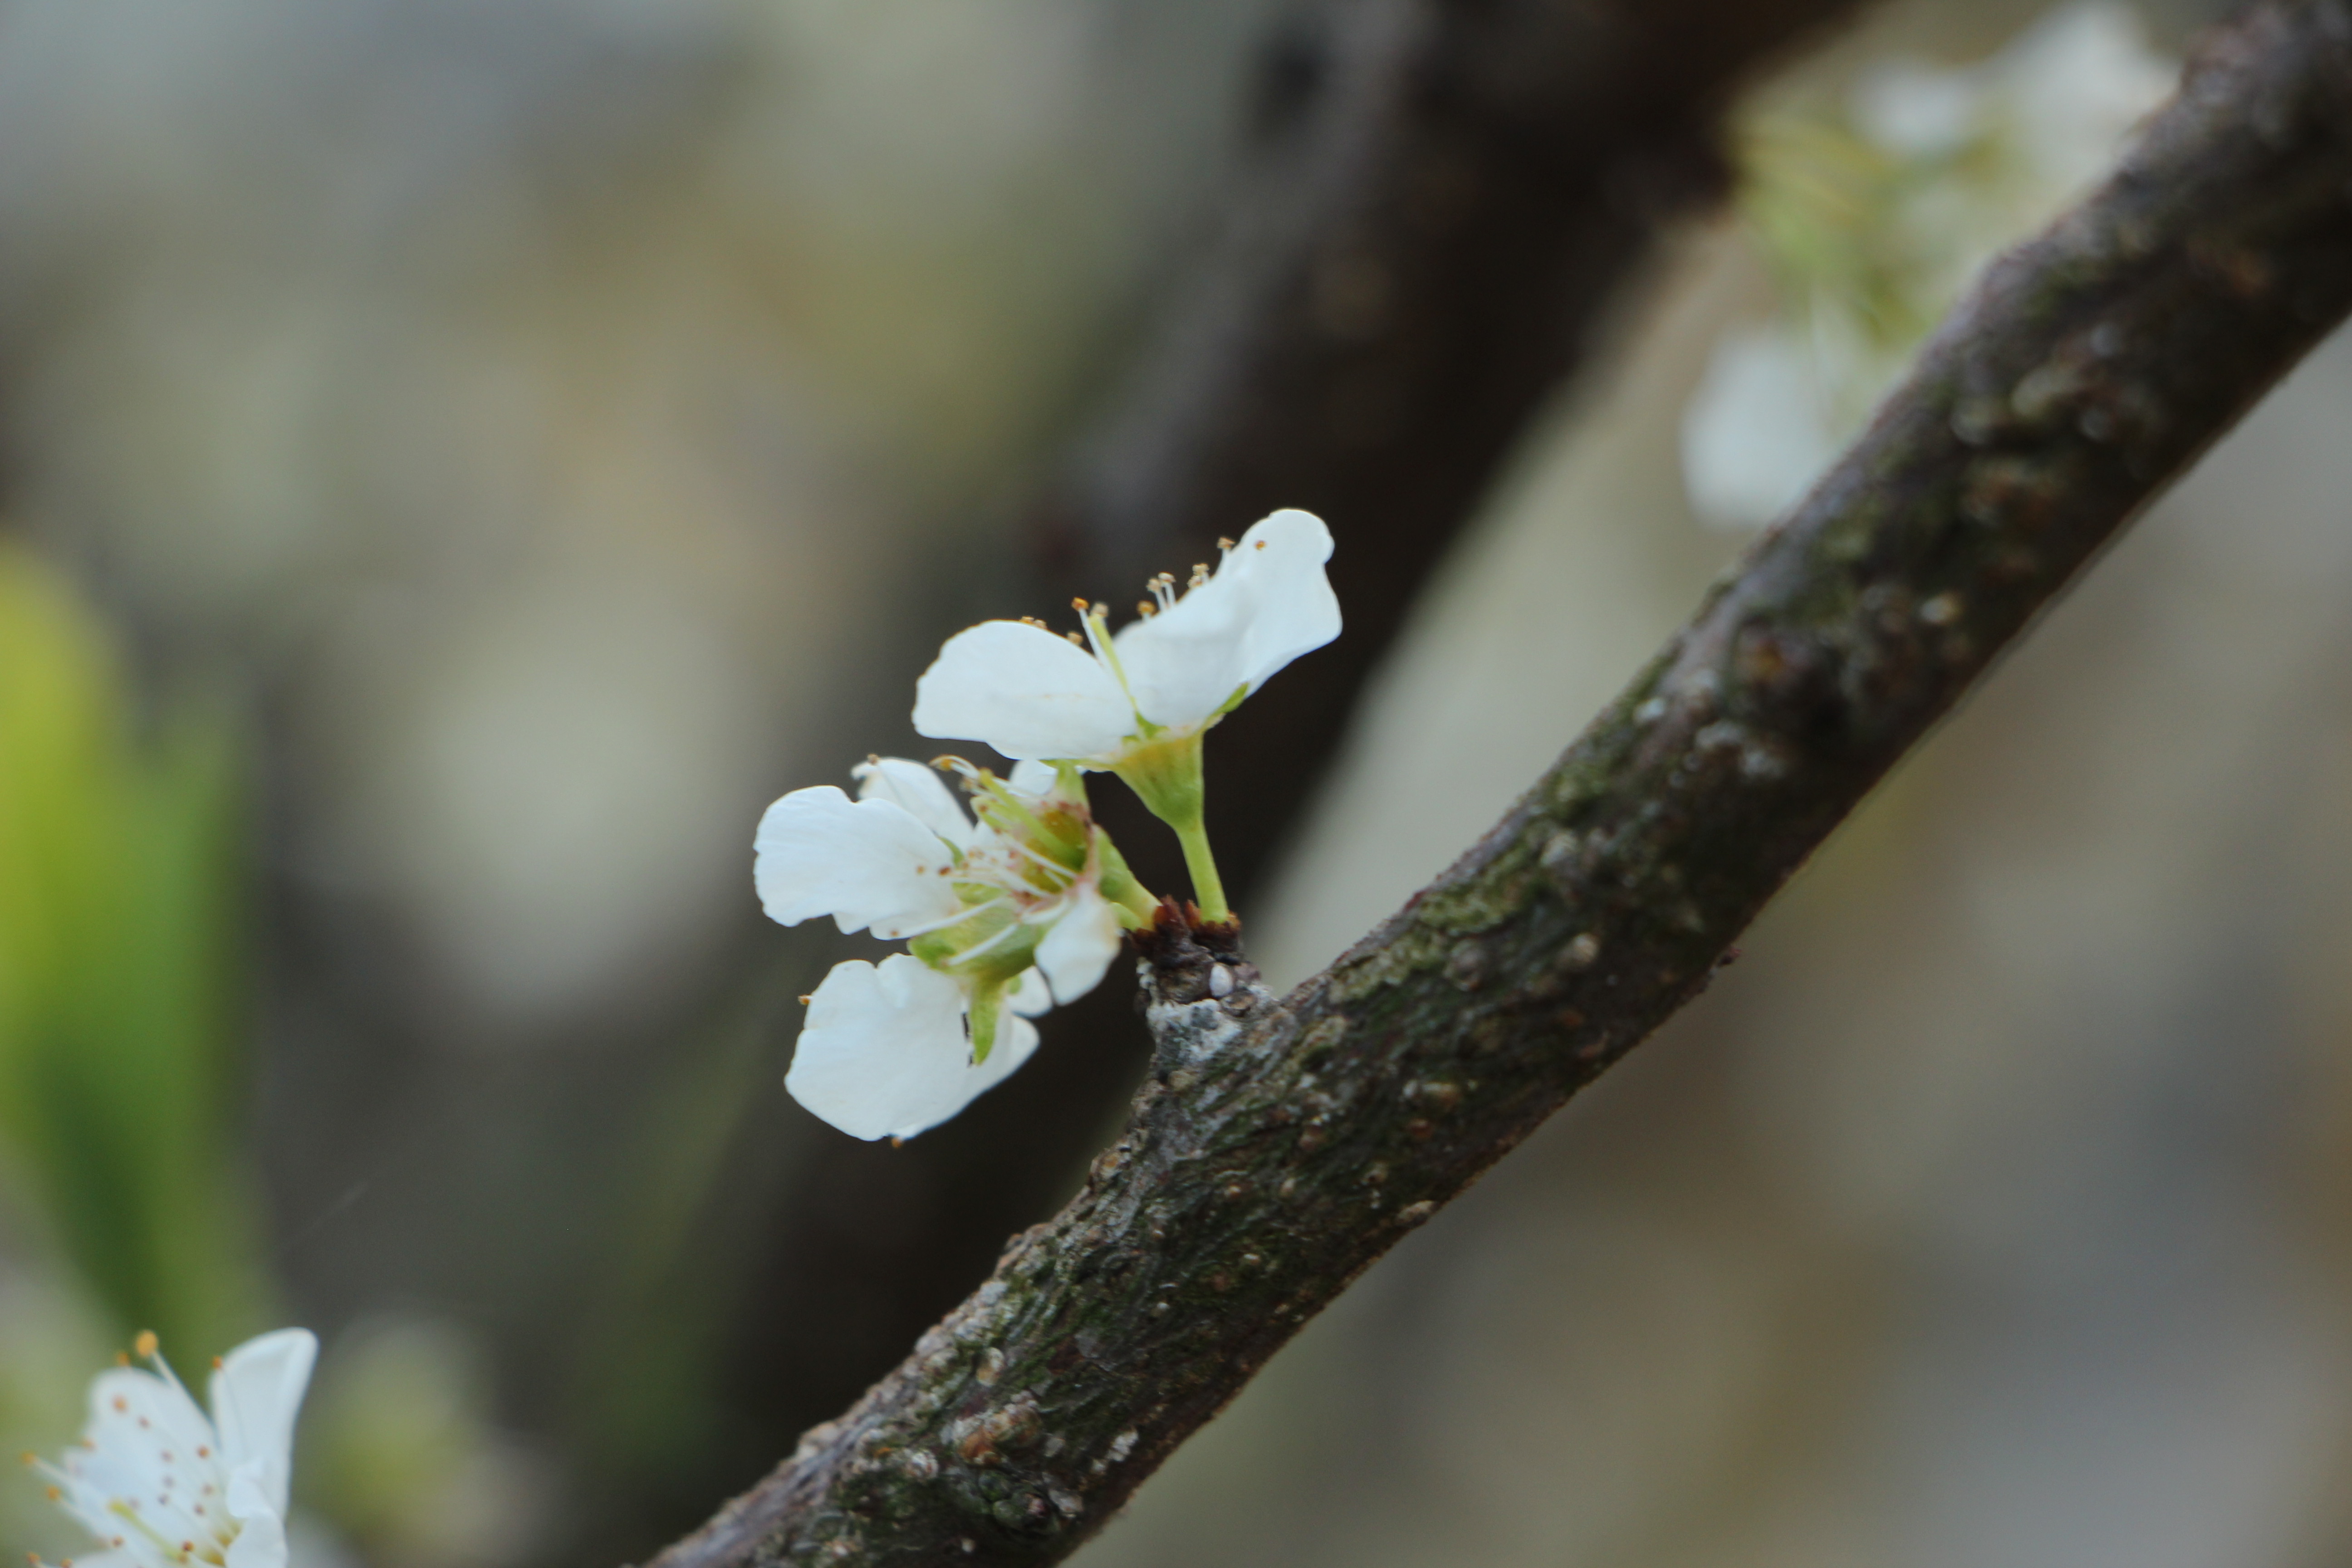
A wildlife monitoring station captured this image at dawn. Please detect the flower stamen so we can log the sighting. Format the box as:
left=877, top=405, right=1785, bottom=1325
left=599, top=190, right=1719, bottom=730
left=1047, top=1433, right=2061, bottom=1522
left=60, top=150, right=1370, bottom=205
left=999, top=837, right=1078, bottom=887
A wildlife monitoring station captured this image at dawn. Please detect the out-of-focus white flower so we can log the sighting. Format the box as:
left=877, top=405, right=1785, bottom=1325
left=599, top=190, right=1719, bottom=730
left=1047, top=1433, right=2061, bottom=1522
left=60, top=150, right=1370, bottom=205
left=29, top=1330, right=316, bottom=1568
left=755, top=756, right=1144, bottom=1140
left=911, top=507, right=1340, bottom=917
left=1679, top=325, right=1846, bottom=531
left=1683, top=1, right=2176, bottom=530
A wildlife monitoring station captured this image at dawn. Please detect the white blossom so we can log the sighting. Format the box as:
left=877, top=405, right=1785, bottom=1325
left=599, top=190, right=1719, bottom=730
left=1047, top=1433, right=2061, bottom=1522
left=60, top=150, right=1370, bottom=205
left=30, top=1330, right=316, bottom=1568
left=754, top=756, right=1140, bottom=1140
left=1683, top=1, right=2175, bottom=529
left=910, top=508, right=1341, bottom=769
left=908, top=507, right=1339, bottom=918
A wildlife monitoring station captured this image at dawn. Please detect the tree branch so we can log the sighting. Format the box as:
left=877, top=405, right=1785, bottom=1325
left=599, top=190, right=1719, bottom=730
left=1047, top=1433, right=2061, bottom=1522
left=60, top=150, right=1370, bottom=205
left=719, top=0, right=1866, bottom=1469
left=655, top=2, right=2352, bottom=1563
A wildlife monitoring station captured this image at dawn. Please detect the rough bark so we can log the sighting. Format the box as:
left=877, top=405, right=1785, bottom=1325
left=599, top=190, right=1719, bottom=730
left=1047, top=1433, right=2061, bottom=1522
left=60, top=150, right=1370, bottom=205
left=658, top=1, right=2352, bottom=1563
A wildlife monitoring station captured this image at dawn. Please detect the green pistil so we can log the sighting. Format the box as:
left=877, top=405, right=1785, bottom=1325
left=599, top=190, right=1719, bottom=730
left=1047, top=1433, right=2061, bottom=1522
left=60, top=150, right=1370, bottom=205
left=972, top=778, right=1074, bottom=862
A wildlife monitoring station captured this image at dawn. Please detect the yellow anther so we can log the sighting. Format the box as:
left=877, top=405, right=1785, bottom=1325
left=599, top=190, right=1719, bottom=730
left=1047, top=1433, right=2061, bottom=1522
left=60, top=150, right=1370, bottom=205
left=798, top=995, right=813, bottom=1005
left=134, top=1331, right=158, bottom=1360
left=114, top=1353, right=128, bottom=1367
left=1216, top=536, right=1234, bottom=550
left=1070, top=597, right=1089, bottom=613
left=17, top=1453, right=32, bottom=1466
left=46, top=1486, right=59, bottom=1502
left=1065, top=631, right=1084, bottom=645
left=1136, top=600, right=1154, bottom=617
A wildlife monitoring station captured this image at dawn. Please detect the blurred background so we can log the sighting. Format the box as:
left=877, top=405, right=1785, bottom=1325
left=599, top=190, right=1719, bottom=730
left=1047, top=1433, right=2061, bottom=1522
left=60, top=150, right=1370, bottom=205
left=3, top=1, right=2349, bottom=1566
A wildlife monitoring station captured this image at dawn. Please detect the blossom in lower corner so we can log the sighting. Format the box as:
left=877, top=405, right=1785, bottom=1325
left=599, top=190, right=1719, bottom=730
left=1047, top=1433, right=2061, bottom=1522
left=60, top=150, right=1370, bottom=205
left=27, top=1329, right=317, bottom=1568
left=754, top=755, right=1149, bottom=1140
left=909, top=507, right=1340, bottom=917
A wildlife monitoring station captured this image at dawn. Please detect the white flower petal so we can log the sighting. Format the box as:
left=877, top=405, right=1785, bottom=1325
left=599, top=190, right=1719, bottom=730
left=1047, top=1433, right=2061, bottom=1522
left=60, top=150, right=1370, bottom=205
left=1006, top=758, right=1061, bottom=799
left=1680, top=324, right=1841, bottom=530
left=210, top=1329, right=316, bottom=1519
left=222, top=1467, right=288, bottom=1568
left=81, top=1367, right=213, bottom=1499
left=852, top=756, right=974, bottom=849
left=223, top=1510, right=287, bottom=1568
left=754, top=786, right=964, bottom=937
left=1007, top=967, right=1054, bottom=1017
left=1034, top=887, right=1123, bottom=1005
left=1114, top=509, right=1340, bottom=730
left=912, top=620, right=1136, bottom=762
left=54, top=1478, right=126, bottom=1548
left=786, top=956, right=1040, bottom=1140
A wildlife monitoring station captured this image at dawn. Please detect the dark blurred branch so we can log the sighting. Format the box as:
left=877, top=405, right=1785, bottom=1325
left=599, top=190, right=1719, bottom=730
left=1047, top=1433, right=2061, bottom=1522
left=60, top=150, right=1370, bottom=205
left=652, top=2, right=2352, bottom=1562
left=1046, top=0, right=1869, bottom=892
left=717, top=0, right=1867, bottom=1483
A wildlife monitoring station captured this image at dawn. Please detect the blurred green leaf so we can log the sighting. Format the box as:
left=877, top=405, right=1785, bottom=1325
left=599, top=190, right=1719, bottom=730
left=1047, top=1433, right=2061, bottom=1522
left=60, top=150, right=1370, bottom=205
left=0, top=538, right=265, bottom=1357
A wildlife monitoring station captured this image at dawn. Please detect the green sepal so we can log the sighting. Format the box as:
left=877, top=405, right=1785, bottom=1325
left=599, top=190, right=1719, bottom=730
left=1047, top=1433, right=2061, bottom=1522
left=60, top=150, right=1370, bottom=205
left=1109, top=730, right=1207, bottom=837
left=966, top=976, right=1008, bottom=1066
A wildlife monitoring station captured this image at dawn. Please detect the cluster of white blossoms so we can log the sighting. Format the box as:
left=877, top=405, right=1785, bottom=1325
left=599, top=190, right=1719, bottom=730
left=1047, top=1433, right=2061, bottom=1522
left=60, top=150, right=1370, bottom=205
left=27, top=1330, right=315, bottom=1568
left=1681, top=1, right=2176, bottom=529
left=755, top=507, right=1341, bottom=1141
